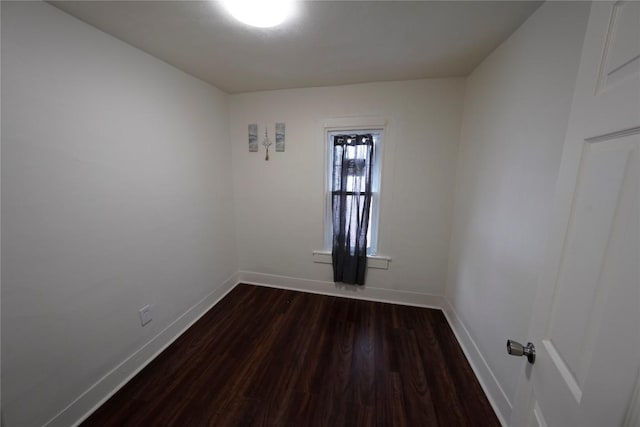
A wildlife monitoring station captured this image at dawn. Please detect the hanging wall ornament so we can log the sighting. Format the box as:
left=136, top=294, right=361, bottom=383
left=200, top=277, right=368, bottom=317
left=248, top=124, right=258, bottom=152
left=262, top=127, right=273, bottom=161
left=275, top=122, right=285, bottom=152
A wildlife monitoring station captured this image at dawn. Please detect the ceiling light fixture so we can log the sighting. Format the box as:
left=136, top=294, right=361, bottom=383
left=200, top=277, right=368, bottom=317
left=221, top=0, right=295, bottom=28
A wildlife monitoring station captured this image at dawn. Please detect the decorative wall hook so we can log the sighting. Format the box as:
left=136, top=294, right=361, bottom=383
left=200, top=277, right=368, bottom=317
left=262, top=127, right=273, bottom=161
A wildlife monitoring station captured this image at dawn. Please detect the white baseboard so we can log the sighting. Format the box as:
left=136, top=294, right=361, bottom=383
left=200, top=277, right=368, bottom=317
left=241, top=273, right=511, bottom=424
left=44, top=272, right=240, bottom=427
left=441, top=298, right=511, bottom=426
left=237, top=270, right=443, bottom=309
left=40, top=270, right=510, bottom=427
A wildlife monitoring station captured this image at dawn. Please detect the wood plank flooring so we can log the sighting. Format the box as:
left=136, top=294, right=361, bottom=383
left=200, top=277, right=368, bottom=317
left=82, top=284, right=500, bottom=426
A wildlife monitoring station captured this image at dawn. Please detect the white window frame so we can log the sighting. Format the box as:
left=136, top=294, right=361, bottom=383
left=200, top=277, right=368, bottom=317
left=323, top=120, right=385, bottom=256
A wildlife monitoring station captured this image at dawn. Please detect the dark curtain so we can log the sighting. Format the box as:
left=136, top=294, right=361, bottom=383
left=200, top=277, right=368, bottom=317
left=331, top=134, right=374, bottom=285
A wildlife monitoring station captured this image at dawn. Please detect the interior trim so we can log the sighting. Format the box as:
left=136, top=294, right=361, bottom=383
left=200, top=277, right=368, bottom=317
left=585, top=125, right=640, bottom=143
left=311, top=250, right=391, bottom=269
left=47, top=270, right=510, bottom=427
left=322, top=116, right=388, bottom=130
left=238, top=270, right=441, bottom=309
left=44, top=272, right=241, bottom=427
left=441, top=298, right=510, bottom=426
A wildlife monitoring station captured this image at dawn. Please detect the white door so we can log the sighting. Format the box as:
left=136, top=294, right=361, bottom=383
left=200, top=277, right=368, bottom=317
left=516, top=1, right=640, bottom=426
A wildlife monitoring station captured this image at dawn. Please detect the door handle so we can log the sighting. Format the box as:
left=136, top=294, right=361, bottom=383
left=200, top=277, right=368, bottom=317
left=507, top=339, right=536, bottom=364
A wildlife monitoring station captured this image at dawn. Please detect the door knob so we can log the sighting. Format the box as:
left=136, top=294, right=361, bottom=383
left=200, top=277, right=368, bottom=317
left=507, top=339, right=536, bottom=364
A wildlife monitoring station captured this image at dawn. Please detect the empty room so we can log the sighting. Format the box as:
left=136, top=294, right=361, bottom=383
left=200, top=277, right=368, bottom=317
left=1, top=0, right=639, bottom=426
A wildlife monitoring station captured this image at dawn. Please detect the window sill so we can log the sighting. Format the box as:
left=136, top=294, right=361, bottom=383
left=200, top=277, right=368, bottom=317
left=312, top=250, right=391, bottom=270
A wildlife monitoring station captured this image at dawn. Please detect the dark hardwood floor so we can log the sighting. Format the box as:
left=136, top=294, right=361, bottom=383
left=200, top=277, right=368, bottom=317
left=82, top=284, right=499, bottom=426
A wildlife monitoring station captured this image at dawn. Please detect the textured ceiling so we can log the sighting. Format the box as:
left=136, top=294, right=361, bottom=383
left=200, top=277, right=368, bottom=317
left=51, top=1, right=542, bottom=94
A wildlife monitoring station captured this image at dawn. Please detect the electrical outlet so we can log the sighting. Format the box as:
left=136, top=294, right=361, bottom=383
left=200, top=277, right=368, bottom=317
left=139, top=305, right=152, bottom=326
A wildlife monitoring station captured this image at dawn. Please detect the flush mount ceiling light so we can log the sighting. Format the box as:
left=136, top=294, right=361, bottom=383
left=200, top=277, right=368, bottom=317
left=221, top=0, right=296, bottom=28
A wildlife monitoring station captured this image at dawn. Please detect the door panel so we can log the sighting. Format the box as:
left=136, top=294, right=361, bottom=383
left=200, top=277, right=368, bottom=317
left=547, top=140, right=633, bottom=398
left=524, top=1, right=640, bottom=426
left=534, top=134, right=639, bottom=426
left=596, top=1, right=640, bottom=93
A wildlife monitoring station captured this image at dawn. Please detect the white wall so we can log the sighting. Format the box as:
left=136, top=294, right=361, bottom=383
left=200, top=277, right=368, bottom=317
left=0, top=0, right=596, bottom=425
left=230, top=79, right=464, bottom=297
left=1, top=2, right=236, bottom=426
left=445, top=1, right=590, bottom=421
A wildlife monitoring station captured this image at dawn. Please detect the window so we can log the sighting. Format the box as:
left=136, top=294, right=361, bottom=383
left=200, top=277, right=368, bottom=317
left=325, top=129, right=382, bottom=255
